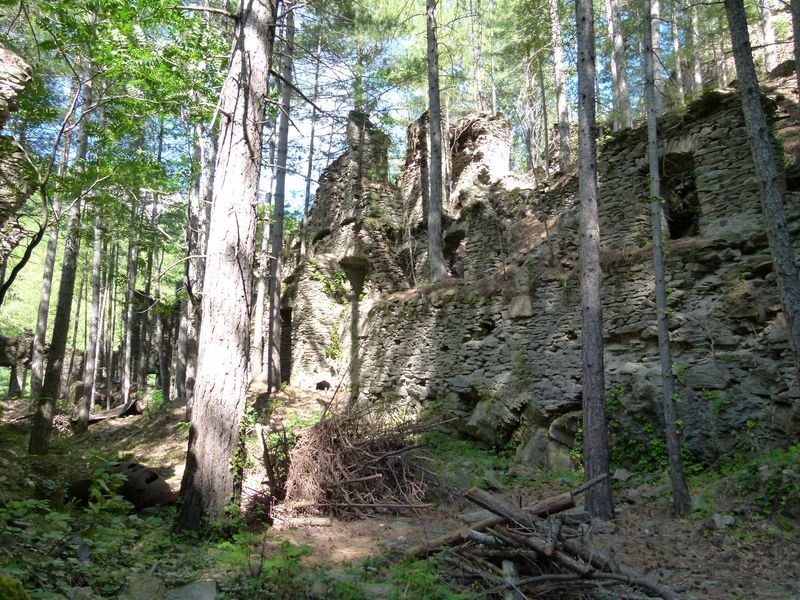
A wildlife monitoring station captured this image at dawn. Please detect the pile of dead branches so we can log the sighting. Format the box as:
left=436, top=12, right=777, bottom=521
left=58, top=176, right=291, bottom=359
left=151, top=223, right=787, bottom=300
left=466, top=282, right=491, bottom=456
left=406, top=476, right=680, bottom=600
left=278, top=407, right=446, bottom=518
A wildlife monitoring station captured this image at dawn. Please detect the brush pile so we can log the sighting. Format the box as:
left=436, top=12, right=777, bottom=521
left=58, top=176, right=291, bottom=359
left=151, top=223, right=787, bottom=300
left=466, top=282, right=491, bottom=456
left=278, top=406, right=447, bottom=518
left=405, top=478, right=680, bottom=599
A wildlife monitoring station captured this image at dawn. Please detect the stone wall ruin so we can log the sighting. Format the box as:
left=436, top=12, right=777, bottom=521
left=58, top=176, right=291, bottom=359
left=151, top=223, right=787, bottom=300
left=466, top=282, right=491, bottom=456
left=286, top=85, right=800, bottom=469
left=0, top=45, right=34, bottom=267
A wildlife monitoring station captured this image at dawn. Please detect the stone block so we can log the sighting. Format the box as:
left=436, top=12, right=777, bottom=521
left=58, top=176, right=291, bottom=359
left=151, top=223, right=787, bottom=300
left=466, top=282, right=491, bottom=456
left=509, top=294, right=534, bottom=318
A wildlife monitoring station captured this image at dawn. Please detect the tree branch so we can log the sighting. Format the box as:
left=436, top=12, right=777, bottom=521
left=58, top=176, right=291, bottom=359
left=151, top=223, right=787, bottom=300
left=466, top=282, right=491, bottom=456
left=170, top=5, right=236, bottom=19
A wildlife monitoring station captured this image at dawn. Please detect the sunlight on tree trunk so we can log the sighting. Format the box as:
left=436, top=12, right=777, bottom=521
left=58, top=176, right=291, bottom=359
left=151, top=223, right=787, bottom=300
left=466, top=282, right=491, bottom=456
left=426, top=0, right=447, bottom=283
left=176, top=0, right=276, bottom=531
left=576, top=0, right=614, bottom=519
left=644, top=0, right=691, bottom=515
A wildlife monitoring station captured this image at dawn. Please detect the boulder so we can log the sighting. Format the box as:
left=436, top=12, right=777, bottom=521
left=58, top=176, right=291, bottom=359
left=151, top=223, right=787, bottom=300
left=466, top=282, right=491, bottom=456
left=68, top=461, right=177, bottom=510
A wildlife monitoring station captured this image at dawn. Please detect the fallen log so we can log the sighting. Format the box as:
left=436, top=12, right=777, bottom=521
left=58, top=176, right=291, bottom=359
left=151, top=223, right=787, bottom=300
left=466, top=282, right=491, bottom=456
left=404, top=474, right=607, bottom=559
left=83, top=399, right=143, bottom=423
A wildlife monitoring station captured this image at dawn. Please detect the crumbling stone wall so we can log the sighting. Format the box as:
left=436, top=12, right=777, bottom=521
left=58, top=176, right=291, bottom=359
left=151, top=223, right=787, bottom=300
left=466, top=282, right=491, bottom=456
left=0, top=46, right=34, bottom=266
left=289, top=90, right=800, bottom=468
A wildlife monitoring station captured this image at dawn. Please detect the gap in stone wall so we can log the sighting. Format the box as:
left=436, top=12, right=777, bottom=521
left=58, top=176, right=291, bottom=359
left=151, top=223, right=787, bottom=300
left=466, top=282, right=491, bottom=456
left=661, top=152, right=700, bottom=239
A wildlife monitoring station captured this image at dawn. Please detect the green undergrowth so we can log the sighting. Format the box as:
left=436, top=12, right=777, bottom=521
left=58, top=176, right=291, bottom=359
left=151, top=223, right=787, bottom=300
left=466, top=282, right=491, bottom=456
left=0, top=418, right=470, bottom=599
left=420, top=429, right=578, bottom=495
left=689, top=444, right=800, bottom=522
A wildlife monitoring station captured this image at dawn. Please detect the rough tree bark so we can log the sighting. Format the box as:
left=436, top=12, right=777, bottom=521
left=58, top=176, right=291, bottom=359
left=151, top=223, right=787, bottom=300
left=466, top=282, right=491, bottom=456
left=121, top=205, right=139, bottom=404
left=690, top=5, right=703, bottom=94
left=176, top=0, right=276, bottom=531
left=605, top=0, right=631, bottom=130
left=725, top=0, right=800, bottom=385
left=759, top=0, right=777, bottom=73
left=267, top=7, right=294, bottom=392
left=29, top=110, right=74, bottom=399
left=549, top=0, right=571, bottom=170
left=792, top=0, right=800, bottom=96
left=28, top=75, right=92, bottom=454
left=76, top=210, right=102, bottom=433
left=650, top=0, right=663, bottom=114
left=644, top=0, right=691, bottom=515
left=670, top=7, right=685, bottom=104
left=576, top=0, right=614, bottom=519
left=426, top=0, right=447, bottom=283
left=300, top=31, right=322, bottom=259
left=252, top=122, right=275, bottom=377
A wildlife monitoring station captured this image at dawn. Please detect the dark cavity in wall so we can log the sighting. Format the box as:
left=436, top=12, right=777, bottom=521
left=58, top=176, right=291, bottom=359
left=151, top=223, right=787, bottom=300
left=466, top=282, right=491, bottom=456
left=661, top=152, right=700, bottom=239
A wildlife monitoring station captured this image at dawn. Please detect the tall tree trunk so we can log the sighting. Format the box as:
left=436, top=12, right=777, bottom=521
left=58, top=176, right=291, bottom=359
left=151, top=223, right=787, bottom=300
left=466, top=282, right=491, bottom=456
left=30, top=118, right=74, bottom=399
left=137, top=198, right=158, bottom=391
left=92, top=239, right=108, bottom=408
left=121, top=206, right=139, bottom=404
left=471, top=0, right=486, bottom=111
left=64, top=255, right=86, bottom=395
left=644, top=0, right=691, bottom=515
left=576, top=0, right=614, bottom=519
left=28, top=70, right=92, bottom=454
left=176, top=0, right=276, bottom=531
left=549, top=0, right=571, bottom=170
left=300, top=31, right=322, bottom=259
left=726, top=0, right=800, bottom=384
left=76, top=210, right=102, bottom=433
left=426, top=0, right=447, bottom=283
left=718, top=21, right=729, bottom=87
left=671, top=8, right=685, bottom=104
left=690, top=5, right=703, bottom=93
left=538, top=62, right=551, bottom=176
left=154, top=249, right=169, bottom=403
left=759, top=0, right=777, bottom=73
left=651, top=0, right=663, bottom=114
left=605, top=0, right=631, bottom=130
left=252, top=124, right=276, bottom=376
left=267, top=7, right=294, bottom=392
left=104, top=242, right=118, bottom=409
left=792, top=0, right=800, bottom=96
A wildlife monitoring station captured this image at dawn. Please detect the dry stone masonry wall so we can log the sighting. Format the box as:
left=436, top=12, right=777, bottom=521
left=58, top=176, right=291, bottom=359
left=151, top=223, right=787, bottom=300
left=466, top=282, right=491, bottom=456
left=287, top=86, right=800, bottom=469
left=0, top=46, right=34, bottom=266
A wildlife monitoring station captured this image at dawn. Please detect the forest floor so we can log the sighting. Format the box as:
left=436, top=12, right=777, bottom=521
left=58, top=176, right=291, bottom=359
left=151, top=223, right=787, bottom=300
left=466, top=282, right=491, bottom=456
left=1, top=389, right=799, bottom=599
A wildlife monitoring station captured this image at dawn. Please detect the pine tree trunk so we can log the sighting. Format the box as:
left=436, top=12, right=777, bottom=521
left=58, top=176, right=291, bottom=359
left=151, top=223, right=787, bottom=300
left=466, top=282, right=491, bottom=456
left=725, top=0, right=800, bottom=384
left=426, top=0, right=447, bottom=283
left=300, top=32, right=322, bottom=259
left=64, top=256, right=86, bottom=396
left=550, top=0, right=571, bottom=170
left=28, top=82, right=90, bottom=454
left=267, top=8, right=294, bottom=391
left=104, top=242, right=118, bottom=410
left=651, top=0, right=663, bottom=114
left=671, top=9, right=685, bottom=104
left=30, top=130, right=73, bottom=399
left=605, top=0, right=631, bottom=130
left=576, top=0, right=614, bottom=519
left=75, top=210, right=102, bottom=432
left=792, top=0, right=800, bottom=96
left=176, top=0, right=276, bottom=531
left=92, top=239, right=108, bottom=408
left=644, top=0, right=691, bottom=515
left=759, top=0, right=777, bottom=73
left=252, top=123, right=276, bottom=376
left=154, top=249, right=169, bottom=403
left=690, top=6, right=703, bottom=93
left=121, top=206, right=139, bottom=404
left=538, top=62, right=551, bottom=176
